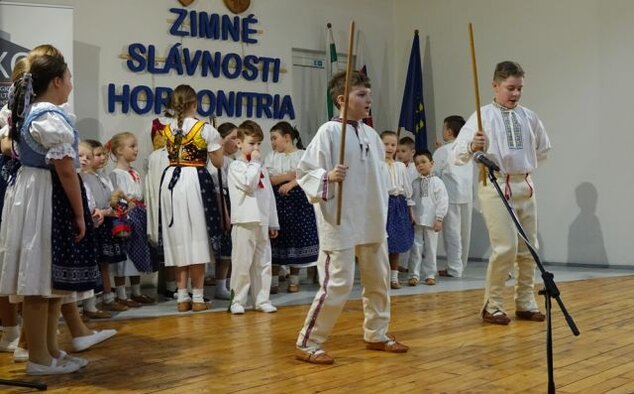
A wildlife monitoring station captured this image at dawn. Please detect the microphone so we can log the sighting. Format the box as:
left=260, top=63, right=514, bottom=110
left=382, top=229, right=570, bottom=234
left=473, top=151, right=500, bottom=172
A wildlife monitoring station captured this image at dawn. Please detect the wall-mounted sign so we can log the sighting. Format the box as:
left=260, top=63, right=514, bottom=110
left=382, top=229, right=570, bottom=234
left=107, top=4, right=295, bottom=120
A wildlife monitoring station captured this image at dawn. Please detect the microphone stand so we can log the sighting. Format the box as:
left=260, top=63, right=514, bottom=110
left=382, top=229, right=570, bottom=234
left=485, top=167, right=580, bottom=394
left=0, top=379, right=47, bottom=391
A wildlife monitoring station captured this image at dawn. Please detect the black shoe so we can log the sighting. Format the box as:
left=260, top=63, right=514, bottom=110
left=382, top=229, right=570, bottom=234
left=163, top=289, right=176, bottom=299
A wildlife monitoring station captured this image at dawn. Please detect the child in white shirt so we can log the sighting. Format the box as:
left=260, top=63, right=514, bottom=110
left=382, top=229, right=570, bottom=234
left=409, top=149, right=448, bottom=285
left=227, top=125, right=279, bottom=315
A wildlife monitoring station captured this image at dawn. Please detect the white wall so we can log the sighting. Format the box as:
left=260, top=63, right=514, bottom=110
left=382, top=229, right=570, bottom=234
left=3, top=0, right=395, bottom=169
left=4, top=0, right=629, bottom=266
left=393, top=0, right=633, bottom=266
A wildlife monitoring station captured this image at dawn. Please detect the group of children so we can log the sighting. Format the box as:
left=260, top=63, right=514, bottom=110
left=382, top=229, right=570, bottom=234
left=0, top=42, right=550, bottom=373
left=382, top=118, right=472, bottom=289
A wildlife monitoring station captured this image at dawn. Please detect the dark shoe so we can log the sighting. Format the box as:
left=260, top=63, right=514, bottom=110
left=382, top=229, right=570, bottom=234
left=295, top=348, right=334, bottom=365
left=482, top=309, right=511, bottom=325
left=270, top=285, right=280, bottom=294
left=162, top=289, right=177, bottom=299
left=101, top=301, right=129, bottom=312
left=83, top=309, right=112, bottom=319
left=365, top=336, right=409, bottom=353
left=390, top=281, right=401, bottom=289
left=130, top=294, right=155, bottom=304
left=516, top=310, right=546, bottom=322
left=116, top=298, right=142, bottom=308
left=438, top=269, right=454, bottom=277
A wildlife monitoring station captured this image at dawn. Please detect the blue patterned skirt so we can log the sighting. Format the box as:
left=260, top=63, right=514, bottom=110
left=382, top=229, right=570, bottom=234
left=124, top=205, right=156, bottom=273
left=271, top=184, right=319, bottom=267
left=386, top=195, right=414, bottom=254
left=51, top=172, right=102, bottom=292
left=95, top=217, right=127, bottom=263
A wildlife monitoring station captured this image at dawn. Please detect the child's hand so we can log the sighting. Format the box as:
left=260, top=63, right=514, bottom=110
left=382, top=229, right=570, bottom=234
left=279, top=181, right=296, bottom=196
left=470, top=130, right=487, bottom=152
left=92, top=209, right=105, bottom=227
left=327, top=164, right=348, bottom=182
left=74, top=216, right=86, bottom=242
left=433, top=219, right=443, bottom=232
left=250, top=149, right=261, bottom=162
left=269, top=229, right=279, bottom=239
left=409, top=208, right=416, bottom=225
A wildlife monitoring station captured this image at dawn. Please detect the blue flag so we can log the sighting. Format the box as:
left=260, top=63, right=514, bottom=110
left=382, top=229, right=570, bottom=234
left=398, top=31, right=427, bottom=152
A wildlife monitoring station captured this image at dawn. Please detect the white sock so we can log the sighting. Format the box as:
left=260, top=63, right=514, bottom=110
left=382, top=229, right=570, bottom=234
left=83, top=297, right=98, bottom=313
left=2, top=325, right=20, bottom=342
left=391, top=270, right=399, bottom=282
left=103, top=292, right=115, bottom=304
left=192, top=289, right=205, bottom=303
left=177, top=289, right=190, bottom=302
left=116, top=285, right=127, bottom=300
left=131, top=284, right=142, bottom=296
left=215, top=279, right=227, bottom=291
left=289, top=275, right=300, bottom=285
left=166, top=281, right=177, bottom=292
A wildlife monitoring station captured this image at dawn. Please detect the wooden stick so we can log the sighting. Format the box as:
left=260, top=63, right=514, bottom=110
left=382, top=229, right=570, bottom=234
left=335, top=21, right=356, bottom=226
left=211, top=115, right=217, bottom=128
left=468, top=23, right=487, bottom=185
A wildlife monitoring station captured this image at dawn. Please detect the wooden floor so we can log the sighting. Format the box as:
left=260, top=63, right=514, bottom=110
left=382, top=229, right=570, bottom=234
left=1, top=275, right=634, bottom=393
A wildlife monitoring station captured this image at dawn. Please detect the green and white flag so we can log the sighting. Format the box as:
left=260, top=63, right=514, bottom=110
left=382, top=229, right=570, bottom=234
left=326, top=23, right=339, bottom=120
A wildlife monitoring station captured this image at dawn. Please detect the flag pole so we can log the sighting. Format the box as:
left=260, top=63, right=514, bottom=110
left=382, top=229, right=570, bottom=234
left=468, top=23, right=487, bottom=185
left=335, top=21, right=356, bottom=226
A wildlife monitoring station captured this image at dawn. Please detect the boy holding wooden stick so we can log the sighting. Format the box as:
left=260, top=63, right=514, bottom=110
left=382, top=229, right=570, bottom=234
left=453, top=61, right=551, bottom=325
left=294, top=70, right=409, bottom=364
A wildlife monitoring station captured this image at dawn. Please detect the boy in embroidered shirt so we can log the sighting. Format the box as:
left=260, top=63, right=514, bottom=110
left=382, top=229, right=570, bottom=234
left=397, top=136, right=418, bottom=183
left=453, top=61, right=551, bottom=325
left=433, top=115, right=473, bottom=278
left=409, top=149, right=448, bottom=286
left=294, top=70, right=408, bottom=365
left=227, top=125, right=279, bottom=315
left=397, top=136, right=419, bottom=272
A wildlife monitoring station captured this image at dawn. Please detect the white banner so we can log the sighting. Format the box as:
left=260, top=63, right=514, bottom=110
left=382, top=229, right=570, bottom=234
left=0, top=1, right=74, bottom=108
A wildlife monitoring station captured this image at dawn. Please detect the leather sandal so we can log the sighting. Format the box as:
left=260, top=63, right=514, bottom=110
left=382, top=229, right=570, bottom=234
left=516, top=310, right=546, bottom=322
left=365, top=336, right=409, bottom=353
left=295, top=348, right=334, bottom=365
left=482, top=309, right=511, bottom=325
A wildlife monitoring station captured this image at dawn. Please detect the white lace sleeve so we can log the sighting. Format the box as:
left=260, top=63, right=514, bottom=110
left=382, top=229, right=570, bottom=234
left=29, top=109, right=76, bottom=162
left=46, top=143, right=76, bottom=162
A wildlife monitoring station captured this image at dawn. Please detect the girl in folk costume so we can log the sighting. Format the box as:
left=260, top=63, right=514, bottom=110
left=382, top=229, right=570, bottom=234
left=208, top=121, right=239, bottom=300
left=0, top=58, right=27, bottom=354
left=380, top=130, right=415, bottom=289
left=265, top=121, right=319, bottom=293
left=160, top=85, right=224, bottom=312
left=0, top=54, right=100, bottom=375
left=107, top=132, right=155, bottom=307
left=79, top=139, right=129, bottom=315
left=146, top=97, right=176, bottom=299
left=150, top=100, right=174, bottom=151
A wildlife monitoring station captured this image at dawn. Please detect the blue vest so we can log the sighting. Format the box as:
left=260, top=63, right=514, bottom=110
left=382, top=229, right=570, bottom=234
left=19, top=106, right=78, bottom=169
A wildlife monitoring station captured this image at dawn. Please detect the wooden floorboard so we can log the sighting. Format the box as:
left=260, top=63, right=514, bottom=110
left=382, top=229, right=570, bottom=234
left=1, top=275, right=633, bottom=393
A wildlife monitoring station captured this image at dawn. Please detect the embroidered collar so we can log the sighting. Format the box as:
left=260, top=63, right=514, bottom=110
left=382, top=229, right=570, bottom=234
left=492, top=99, right=516, bottom=112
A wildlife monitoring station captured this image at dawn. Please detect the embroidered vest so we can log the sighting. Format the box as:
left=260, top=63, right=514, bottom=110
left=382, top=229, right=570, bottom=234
left=165, top=120, right=208, bottom=167
left=19, top=107, right=78, bottom=169
left=151, top=118, right=167, bottom=150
